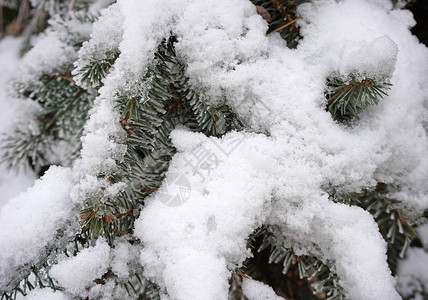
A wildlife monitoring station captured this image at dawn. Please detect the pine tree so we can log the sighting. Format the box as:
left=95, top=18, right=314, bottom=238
left=0, top=1, right=427, bottom=300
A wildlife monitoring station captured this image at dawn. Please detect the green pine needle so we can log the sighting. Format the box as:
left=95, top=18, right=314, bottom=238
left=326, top=77, right=392, bottom=122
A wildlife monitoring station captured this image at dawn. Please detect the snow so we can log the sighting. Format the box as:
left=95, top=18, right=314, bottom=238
left=110, top=238, right=142, bottom=280
left=78, top=98, right=126, bottom=175
left=417, top=224, right=428, bottom=249
left=49, top=237, right=142, bottom=299
left=18, top=34, right=76, bottom=85
left=49, top=238, right=111, bottom=297
left=24, top=289, right=69, bottom=300
left=334, top=36, right=398, bottom=82
left=242, top=278, right=284, bottom=300
left=0, top=166, right=74, bottom=291
left=136, top=128, right=398, bottom=300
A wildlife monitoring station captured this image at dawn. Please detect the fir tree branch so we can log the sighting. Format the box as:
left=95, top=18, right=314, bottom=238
left=326, top=77, right=392, bottom=122
left=268, top=16, right=301, bottom=35
left=1, top=70, right=94, bottom=170
left=354, top=183, right=423, bottom=274
left=250, top=0, right=309, bottom=48
left=245, top=226, right=344, bottom=300
left=75, top=53, right=119, bottom=88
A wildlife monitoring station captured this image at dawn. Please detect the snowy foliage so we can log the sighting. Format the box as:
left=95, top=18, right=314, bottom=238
left=1, top=0, right=112, bottom=170
left=0, top=0, right=427, bottom=299
left=0, top=167, right=74, bottom=291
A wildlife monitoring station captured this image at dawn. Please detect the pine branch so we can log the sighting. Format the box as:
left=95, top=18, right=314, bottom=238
left=0, top=128, right=50, bottom=171
left=245, top=226, right=344, bottom=300
left=355, top=183, right=424, bottom=274
left=1, top=74, right=93, bottom=169
left=250, top=0, right=309, bottom=48
left=74, top=53, right=119, bottom=88
left=121, top=273, right=160, bottom=300
left=187, top=92, right=229, bottom=137
left=326, top=77, right=392, bottom=122
left=0, top=229, right=159, bottom=300
left=229, top=273, right=248, bottom=300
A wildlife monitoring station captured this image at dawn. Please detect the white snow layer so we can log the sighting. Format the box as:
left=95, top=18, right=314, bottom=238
left=136, top=129, right=397, bottom=300
left=0, top=167, right=73, bottom=290
left=49, top=237, right=142, bottom=299
left=242, top=278, right=284, bottom=300
left=24, top=288, right=69, bottom=300
left=1, top=0, right=426, bottom=299
left=49, top=238, right=111, bottom=296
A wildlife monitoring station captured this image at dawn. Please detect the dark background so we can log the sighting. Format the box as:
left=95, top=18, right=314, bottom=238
left=408, top=0, right=428, bottom=46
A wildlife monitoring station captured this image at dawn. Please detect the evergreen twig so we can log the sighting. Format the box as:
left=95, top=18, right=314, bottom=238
left=326, top=77, right=392, bottom=122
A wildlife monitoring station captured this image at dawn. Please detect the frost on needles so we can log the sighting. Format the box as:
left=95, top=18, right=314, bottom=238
left=0, top=0, right=428, bottom=299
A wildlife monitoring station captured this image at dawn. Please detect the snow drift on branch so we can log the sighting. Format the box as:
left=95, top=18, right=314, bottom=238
left=71, top=0, right=427, bottom=299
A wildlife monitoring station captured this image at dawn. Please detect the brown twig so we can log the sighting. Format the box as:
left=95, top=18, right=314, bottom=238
left=140, top=188, right=159, bottom=193
left=236, top=270, right=250, bottom=279
left=120, top=98, right=135, bottom=128
left=81, top=210, right=95, bottom=220
left=327, top=80, right=372, bottom=106
left=162, top=98, right=183, bottom=117
left=268, top=17, right=301, bottom=35
left=71, top=0, right=78, bottom=11
left=114, top=206, right=138, bottom=218
left=110, top=228, right=135, bottom=238
left=58, top=74, right=76, bottom=84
